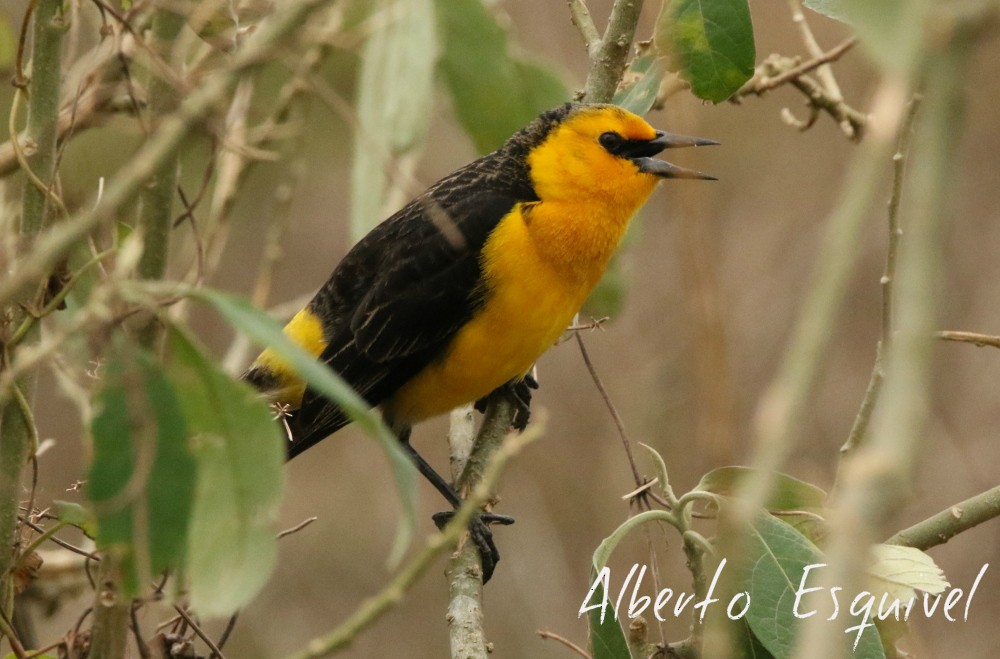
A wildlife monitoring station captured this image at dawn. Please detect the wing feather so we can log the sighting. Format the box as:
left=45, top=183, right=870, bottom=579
left=286, top=185, right=525, bottom=457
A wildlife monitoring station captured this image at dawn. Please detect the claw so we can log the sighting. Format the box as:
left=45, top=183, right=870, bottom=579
left=432, top=510, right=515, bottom=583
left=475, top=376, right=538, bottom=431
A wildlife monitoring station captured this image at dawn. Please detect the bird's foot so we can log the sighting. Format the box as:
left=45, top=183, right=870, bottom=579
left=474, top=374, right=538, bottom=431
left=432, top=510, right=515, bottom=583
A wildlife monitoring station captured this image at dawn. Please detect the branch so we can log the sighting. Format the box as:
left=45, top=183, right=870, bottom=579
left=1, top=0, right=66, bottom=627
left=567, top=0, right=599, bottom=54
left=87, top=8, right=188, bottom=653
left=86, top=558, right=130, bottom=659
left=886, top=484, right=1000, bottom=550
left=702, top=48, right=919, bottom=659
left=445, top=399, right=532, bottom=659
left=739, top=37, right=857, bottom=94
left=581, top=0, right=646, bottom=103
left=134, top=8, right=185, bottom=290
left=835, top=95, right=921, bottom=473
left=792, top=27, right=972, bottom=659
left=132, top=5, right=185, bottom=348
left=283, top=426, right=539, bottom=659
left=538, top=629, right=592, bottom=658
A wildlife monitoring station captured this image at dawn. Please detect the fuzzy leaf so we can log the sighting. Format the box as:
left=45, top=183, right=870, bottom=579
left=351, top=0, right=438, bottom=240
left=866, top=544, right=949, bottom=602
left=167, top=329, right=284, bottom=617
left=741, top=511, right=885, bottom=658
left=695, top=466, right=827, bottom=511
left=87, top=340, right=196, bottom=594
left=191, top=288, right=416, bottom=565
left=613, top=54, right=667, bottom=116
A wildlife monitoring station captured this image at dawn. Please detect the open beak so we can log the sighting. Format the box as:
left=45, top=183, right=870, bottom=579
left=631, top=130, right=718, bottom=180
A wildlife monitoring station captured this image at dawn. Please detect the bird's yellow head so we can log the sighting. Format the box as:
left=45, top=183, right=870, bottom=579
left=520, top=104, right=715, bottom=204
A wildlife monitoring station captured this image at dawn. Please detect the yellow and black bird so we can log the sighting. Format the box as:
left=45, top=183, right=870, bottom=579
left=243, top=102, right=715, bottom=579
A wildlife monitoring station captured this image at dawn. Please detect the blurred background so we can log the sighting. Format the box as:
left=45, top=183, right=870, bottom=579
left=3, top=0, right=999, bottom=656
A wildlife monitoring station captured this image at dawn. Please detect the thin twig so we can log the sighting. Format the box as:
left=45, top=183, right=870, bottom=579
left=836, top=95, right=921, bottom=469
left=0, top=607, right=27, bottom=659
left=793, top=27, right=972, bottom=659
left=740, top=37, right=857, bottom=94
left=213, top=612, right=240, bottom=657
left=935, top=330, right=1000, bottom=350
left=173, top=605, right=227, bottom=659
left=130, top=602, right=153, bottom=659
left=15, top=515, right=102, bottom=560
left=788, top=0, right=844, bottom=98
left=277, top=516, right=318, bottom=539
left=732, top=38, right=865, bottom=139
left=574, top=333, right=643, bottom=491
left=537, top=629, right=592, bottom=659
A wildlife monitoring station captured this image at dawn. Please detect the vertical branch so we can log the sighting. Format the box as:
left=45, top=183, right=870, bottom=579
left=19, top=0, right=66, bottom=235
left=86, top=557, right=131, bottom=659
left=445, top=398, right=518, bottom=659
left=581, top=0, right=646, bottom=103
left=88, top=9, right=186, bottom=658
left=0, top=0, right=65, bottom=625
left=702, top=73, right=913, bottom=659
left=444, top=0, right=648, bottom=653
left=133, top=7, right=186, bottom=347
left=835, top=95, right=921, bottom=476
left=792, top=30, right=971, bottom=659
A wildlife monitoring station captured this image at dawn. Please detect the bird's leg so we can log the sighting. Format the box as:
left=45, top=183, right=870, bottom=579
left=474, top=372, right=538, bottom=431
left=394, top=427, right=514, bottom=583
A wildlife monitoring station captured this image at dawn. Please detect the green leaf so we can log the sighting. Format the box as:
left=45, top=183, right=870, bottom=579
left=593, top=510, right=678, bottom=574
left=167, top=328, right=284, bottom=618
left=351, top=0, right=438, bottom=240
left=586, top=510, right=680, bottom=659
left=803, top=0, right=929, bottom=74
left=735, top=622, right=776, bottom=659
left=657, top=0, right=756, bottom=102
left=5, top=654, right=55, bottom=659
left=866, top=544, right=949, bottom=601
left=695, top=466, right=827, bottom=511
left=87, top=338, right=196, bottom=595
left=190, top=288, right=416, bottom=565
left=587, top=574, right=633, bottom=659
left=436, top=0, right=568, bottom=154
left=55, top=500, right=96, bottom=538
left=741, top=511, right=885, bottom=659
left=613, top=54, right=667, bottom=117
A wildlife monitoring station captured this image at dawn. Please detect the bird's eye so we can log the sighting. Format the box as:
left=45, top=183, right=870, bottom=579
left=599, top=131, right=624, bottom=153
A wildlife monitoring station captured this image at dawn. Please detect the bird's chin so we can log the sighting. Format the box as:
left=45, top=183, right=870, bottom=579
left=632, top=157, right=717, bottom=181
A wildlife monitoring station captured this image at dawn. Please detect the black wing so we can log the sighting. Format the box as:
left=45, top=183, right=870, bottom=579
left=286, top=183, right=526, bottom=459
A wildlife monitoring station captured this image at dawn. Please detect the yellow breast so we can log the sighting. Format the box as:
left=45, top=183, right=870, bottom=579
left=385, top=194, right=645, bottom=423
